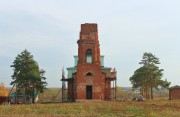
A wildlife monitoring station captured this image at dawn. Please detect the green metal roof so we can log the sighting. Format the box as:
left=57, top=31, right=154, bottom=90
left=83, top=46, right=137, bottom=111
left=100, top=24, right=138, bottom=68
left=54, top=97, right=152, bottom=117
left=67, top=55, right=106, bottom=79
left=72, top=55, right=104, bottom=67
left=10, top=92, right=38, bottom=98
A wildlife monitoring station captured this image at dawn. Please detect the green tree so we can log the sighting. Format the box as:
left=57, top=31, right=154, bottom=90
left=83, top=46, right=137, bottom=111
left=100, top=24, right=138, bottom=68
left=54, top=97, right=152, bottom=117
left=10, top=49, right=47, bottom=102
left=129, top=52, right=171, bottom=100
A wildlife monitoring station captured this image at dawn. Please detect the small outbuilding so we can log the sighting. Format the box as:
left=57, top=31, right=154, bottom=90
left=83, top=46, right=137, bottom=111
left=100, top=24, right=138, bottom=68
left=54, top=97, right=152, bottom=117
left=0, top=96, right=8, bottom=105
left=169, top=85, right=180, bottom=100
left=10, top=92, right=38, bottom=104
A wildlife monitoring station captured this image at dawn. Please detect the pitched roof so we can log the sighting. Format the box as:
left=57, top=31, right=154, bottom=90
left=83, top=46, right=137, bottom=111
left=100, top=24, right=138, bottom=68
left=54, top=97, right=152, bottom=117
left=170, top=85, right=180, bottom=89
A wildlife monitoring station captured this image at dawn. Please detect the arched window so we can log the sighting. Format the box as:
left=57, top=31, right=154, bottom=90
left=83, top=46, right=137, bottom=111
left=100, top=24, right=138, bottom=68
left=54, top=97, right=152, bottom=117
left=86, top=49, right=92, bottom=63
left=86, top=72, right=92, bottom=76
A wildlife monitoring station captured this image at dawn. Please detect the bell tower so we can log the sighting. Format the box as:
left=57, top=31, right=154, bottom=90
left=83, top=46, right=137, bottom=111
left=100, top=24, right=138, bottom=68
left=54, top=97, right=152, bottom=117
left=77, top=23, right=100, bottom=65
left=64, top=23, right=117, bottom=101
left=76, top=23, right=105, bottom=99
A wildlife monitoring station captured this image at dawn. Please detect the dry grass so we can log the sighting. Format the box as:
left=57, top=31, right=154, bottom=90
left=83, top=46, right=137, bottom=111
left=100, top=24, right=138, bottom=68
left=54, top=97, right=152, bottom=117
left=2, top=87, right=174, bottom=116
left=0, top=100, right=180, bottom=117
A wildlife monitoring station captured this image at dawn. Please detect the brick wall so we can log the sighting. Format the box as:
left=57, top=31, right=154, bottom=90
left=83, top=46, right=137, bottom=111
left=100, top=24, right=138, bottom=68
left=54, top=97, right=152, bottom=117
left=75, top=23, right=108, bottom=100
left=169, top=88, right=180, bottom=100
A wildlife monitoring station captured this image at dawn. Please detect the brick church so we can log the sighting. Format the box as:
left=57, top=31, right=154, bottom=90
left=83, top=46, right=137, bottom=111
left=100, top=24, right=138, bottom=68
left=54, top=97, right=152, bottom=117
left=62, top=23, right=117, bottom=101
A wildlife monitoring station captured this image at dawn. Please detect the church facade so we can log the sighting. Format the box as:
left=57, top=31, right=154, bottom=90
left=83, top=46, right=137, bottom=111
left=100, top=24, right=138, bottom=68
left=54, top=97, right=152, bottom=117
left=62, top=23, right=117, bottom=101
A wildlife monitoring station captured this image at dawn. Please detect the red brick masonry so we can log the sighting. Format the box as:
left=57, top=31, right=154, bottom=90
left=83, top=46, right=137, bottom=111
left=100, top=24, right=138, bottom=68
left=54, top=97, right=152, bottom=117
left=169, top=85, right=180, bottom=100
left=67, top=23, right=116, bottom=101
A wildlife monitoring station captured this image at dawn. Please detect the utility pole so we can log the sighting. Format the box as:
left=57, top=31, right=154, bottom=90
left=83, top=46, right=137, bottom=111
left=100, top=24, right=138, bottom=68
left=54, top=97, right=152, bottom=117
left=16, top=71, right=20, bottom=104
left=62, top=67, right=66, bottom=102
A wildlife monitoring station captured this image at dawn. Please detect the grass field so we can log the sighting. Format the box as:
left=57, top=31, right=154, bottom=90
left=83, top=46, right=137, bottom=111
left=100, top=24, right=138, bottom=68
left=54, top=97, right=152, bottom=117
left=0, top=100, right=180, bottom=117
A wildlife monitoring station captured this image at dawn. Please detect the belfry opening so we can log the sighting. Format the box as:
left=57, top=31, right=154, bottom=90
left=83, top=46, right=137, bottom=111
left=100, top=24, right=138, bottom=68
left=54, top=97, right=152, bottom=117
left=61, top=23, right=117, bottom=101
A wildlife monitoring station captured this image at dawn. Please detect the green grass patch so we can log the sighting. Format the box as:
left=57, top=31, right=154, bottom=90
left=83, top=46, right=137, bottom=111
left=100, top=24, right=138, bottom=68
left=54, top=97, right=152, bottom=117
left=0, top=100, right=180, bottom=116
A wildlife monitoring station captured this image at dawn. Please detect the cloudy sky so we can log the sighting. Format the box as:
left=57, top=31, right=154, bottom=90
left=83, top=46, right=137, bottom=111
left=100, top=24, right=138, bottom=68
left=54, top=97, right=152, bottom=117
left=0, top=0, right=180, bottom=87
